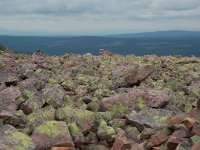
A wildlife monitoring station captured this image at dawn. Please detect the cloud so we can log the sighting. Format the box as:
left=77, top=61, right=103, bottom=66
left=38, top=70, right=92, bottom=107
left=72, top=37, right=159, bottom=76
left=0, top=0, right=200, bottom=35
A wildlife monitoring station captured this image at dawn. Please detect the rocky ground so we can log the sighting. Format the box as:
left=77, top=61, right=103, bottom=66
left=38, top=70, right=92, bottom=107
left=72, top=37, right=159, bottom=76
left=0, top=49, right=200, bottom=150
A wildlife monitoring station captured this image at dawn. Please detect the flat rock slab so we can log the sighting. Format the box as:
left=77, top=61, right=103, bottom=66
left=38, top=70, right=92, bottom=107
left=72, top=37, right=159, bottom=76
left=126, top=108, right=173, bottom=131
left=101, top=89, right=170, bottom=110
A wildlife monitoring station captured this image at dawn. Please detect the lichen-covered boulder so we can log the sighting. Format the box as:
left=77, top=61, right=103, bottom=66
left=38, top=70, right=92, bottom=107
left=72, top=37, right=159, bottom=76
left=31, top=121, right=74, bottom=150
left=0, top=124, right=35, bottom=150
left=101, top=89, right=170, bottom=110
left=68, top=122, right=85, bottom=148
left=0, top=110, right=27, bottom=127
left=97, top=120, right=116, bottom=142
left=27, top=106, right=55, bottom=131
left=42, top=84, right=65, bottom=108
left=56, top=107, right=95, bottom=133
left=126, top=108, right=173, bottom=132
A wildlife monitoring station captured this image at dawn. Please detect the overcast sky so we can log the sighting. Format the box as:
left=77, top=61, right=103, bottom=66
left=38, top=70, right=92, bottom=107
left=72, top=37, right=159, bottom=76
left=0, top=0, right=200, bottom=35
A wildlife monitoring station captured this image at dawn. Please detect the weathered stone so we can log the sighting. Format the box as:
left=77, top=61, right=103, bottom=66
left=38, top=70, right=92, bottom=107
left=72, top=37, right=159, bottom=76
left=125, top=65, right=156, bottom=85
left=183, top=117, right=196, bottom=129
left=0, top=110, right=27, bottom=127
left=68, top=122, right=85, bottom=148
left=126, top=108, right=173, bottom=131
left=31, top=121, right=74, bottom=150
left=27, top=106, right=56, bottom=131
left=97, top=120, right=116, bottom=142
left=191, top=141, right=200, bottom=150
left=0, top=87, right=23, bottom=111
left=0, top=124, right=35, bottom=150
left=20, top=96, right=43, bottom=115
left=102, top=89, right=170, bottom=110
left=166, top=136, right=181, bottom=150
left=56, top=107, right=95, bottom=133
left=192, top=124, right=200, bottom=136
left=168, top=115, right=185, bottom=127
left=125, top=126, right=140, bottom=143
left=85, top=144, right=109, bottom=150
left=147, top=132, right=168, bottom=148
left=42, top=84, right=65, bottom=108
left=111, top=131, right=133, bottom=150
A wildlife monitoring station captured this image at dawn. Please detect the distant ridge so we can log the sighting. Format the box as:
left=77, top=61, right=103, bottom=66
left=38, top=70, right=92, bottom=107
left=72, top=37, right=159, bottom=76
left=109, top=30, right=200, bottom=38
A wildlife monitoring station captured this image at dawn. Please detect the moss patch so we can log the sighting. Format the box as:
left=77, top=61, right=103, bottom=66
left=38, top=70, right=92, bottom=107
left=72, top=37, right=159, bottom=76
left=109, top=103, right=126, bottom=117
left=136, top=96, right=147, bottom=110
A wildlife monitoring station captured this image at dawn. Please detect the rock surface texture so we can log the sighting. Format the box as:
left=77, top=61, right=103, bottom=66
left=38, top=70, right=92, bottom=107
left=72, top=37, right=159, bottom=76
left=0, top=49, right=200, bottom=149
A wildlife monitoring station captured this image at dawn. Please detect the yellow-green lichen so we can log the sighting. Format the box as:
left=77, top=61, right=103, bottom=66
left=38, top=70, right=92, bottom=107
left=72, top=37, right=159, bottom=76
left=34, top=121, right=62, bottom=137
left=136, top=96, right=147, bottom=109
left=68, top=122, right=81, bottom=135
left=109, top=103, right=126, bottom=117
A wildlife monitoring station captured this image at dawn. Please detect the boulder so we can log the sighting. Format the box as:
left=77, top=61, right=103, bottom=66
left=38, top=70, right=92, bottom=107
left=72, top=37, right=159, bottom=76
left=0, top=124, right=35, bottom=150
left=101, top=89, right=170, bottom=110
left=42, top=84, right=65, bottom=108
left=97, top=120, right=116, bottom=142
left=111, top=131, right=133, bottom=150
left=0, top=87, right=23, bottom=112
left=31, top=121, right=74, bottom=150
left=56, top=107, right=95, bottom=133
left=126, top=108, right=173, bottom=131
left=0, top=110, right=27, bottom=127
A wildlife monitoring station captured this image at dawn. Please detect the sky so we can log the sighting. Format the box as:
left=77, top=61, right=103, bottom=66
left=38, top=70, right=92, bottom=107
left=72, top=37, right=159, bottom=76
left=0, top=0, right=200, bottom=35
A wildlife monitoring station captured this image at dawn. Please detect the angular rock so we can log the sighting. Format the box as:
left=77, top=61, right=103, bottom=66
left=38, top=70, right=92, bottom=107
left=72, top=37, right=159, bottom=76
left=0, top=110, right=27, bottom=127
left=147, top=132, right=168, bottom=148
left=166, top=136, right=181, bottom=150
left=31, top=121, right=74, bottom=150
left=101, top=89, right=170, bottom=110
left=191, top=141, right=200, bottom=150
left=0, top=124, right=35, bottom=150
left=168, top=115, right=185, bottom=127
left=20, top=96, right=43, bottom=115
left=111, top=131, right=133, bottom=150
left=183, top=117, right=196, bottom=129
left=27, top=106, right=56, bottom=131
left=0, top=87, right=23, bottom=111
left=192, top=124, right=200, bottom=136
left=42, top=84, right=65, bottom=108
left=126, top=108, right=173, bottom=131
left=68, top=122, right=85, bottom=148
left=125, top=65, right=156, bottom=85
left=97, top=120, right=116, bottom=142
left=56, top=107, right=95, bottom=133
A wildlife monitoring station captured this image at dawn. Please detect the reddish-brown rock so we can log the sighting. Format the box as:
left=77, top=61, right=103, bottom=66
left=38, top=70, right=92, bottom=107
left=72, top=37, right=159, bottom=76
left=183, top=117, right=196, bottom=129
left=111, top=132, right=133, bottom=150
left=166, top=136, right=181, bottom=150
left=168, top=115, right=185, bottom=127
left=192, top=124, right=200, bottom=136
left=125, top=65, right=156, bottom=85
left=0, top=87, right=22, bottom=111
left=101, top=89, right=169, bottom=109
left=31, top=121, right=74, bottom=150
left=147, top=132, right=168, bottom=148
left=192, top=140, right=200, bottom=150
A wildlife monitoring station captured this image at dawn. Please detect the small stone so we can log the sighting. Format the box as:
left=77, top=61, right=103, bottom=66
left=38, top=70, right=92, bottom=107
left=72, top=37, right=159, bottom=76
left=147, top=132, right=168, bottom=148
left=183, top=117, right=196, bottom=129
left=168, top=115, right=185, bottom=127
left=111, top=131, right=133, bottom=150
left=192, top=124, right=200, bottom=136
left=166, top=136, right=181, bottom=150
left=191, top=140, right=200, bottom=150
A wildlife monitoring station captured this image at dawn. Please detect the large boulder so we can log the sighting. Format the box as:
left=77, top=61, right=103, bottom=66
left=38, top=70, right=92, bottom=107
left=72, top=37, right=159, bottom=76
left=31, top=121, right=74, bottom=150
left=126, top=108, right=173, bottom=131
left=101, top=89, right=170, bottom=110
left=0, top=124, right=35, bottom=150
